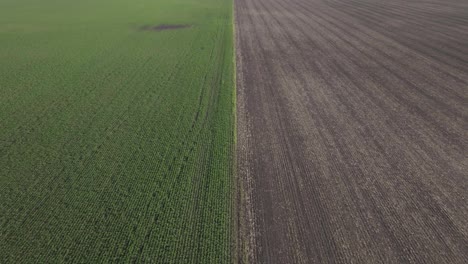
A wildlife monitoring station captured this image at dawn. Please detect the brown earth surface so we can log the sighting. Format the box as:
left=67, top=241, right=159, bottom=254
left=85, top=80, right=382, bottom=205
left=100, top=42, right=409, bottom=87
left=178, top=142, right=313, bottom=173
left=235, top=0, right=468, bottom=263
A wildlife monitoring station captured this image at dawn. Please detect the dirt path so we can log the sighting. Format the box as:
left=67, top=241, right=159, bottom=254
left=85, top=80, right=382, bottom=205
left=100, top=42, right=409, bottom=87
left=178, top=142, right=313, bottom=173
left=235, top=0, right=468, bottom=263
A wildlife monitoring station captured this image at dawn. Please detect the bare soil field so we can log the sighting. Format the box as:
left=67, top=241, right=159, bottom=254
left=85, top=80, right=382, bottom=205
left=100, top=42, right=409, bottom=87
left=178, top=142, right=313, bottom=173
left=235, top=0, right=468, bottom=263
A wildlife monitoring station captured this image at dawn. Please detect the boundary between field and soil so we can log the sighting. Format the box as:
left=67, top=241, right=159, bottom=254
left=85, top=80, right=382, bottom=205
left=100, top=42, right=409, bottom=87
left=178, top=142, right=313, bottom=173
left=231, top=0, right=239, bottom=262
left=233, top=0, right=255, bottom=262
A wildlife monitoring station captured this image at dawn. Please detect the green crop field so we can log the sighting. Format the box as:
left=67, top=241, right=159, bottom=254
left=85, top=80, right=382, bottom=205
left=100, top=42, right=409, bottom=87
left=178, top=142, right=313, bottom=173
left=0, top=0, right=235, bottom=262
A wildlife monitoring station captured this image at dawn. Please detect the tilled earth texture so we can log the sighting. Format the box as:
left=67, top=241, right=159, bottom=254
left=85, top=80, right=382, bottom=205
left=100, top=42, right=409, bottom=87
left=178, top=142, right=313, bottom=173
left=235, top=0, right=468, bottom=263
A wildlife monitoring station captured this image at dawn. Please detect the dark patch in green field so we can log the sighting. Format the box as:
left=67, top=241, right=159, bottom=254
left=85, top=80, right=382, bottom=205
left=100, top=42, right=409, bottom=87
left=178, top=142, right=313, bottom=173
left=140, top=24, right=191, bottom=31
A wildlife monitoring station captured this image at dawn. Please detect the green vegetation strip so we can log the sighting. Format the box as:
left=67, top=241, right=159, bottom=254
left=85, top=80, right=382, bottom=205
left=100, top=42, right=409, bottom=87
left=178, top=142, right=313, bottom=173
left=0, top=0, right=235, bottom=262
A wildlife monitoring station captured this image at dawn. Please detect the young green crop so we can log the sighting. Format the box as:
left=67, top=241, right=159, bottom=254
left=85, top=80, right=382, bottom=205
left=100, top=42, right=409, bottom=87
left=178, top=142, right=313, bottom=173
left=0, top=0, right=234, bottom=262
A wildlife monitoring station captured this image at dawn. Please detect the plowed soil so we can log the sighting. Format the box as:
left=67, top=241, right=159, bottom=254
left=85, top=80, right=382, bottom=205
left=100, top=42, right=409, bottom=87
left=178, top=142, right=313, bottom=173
left=235, top=0, right=468, bottom=263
